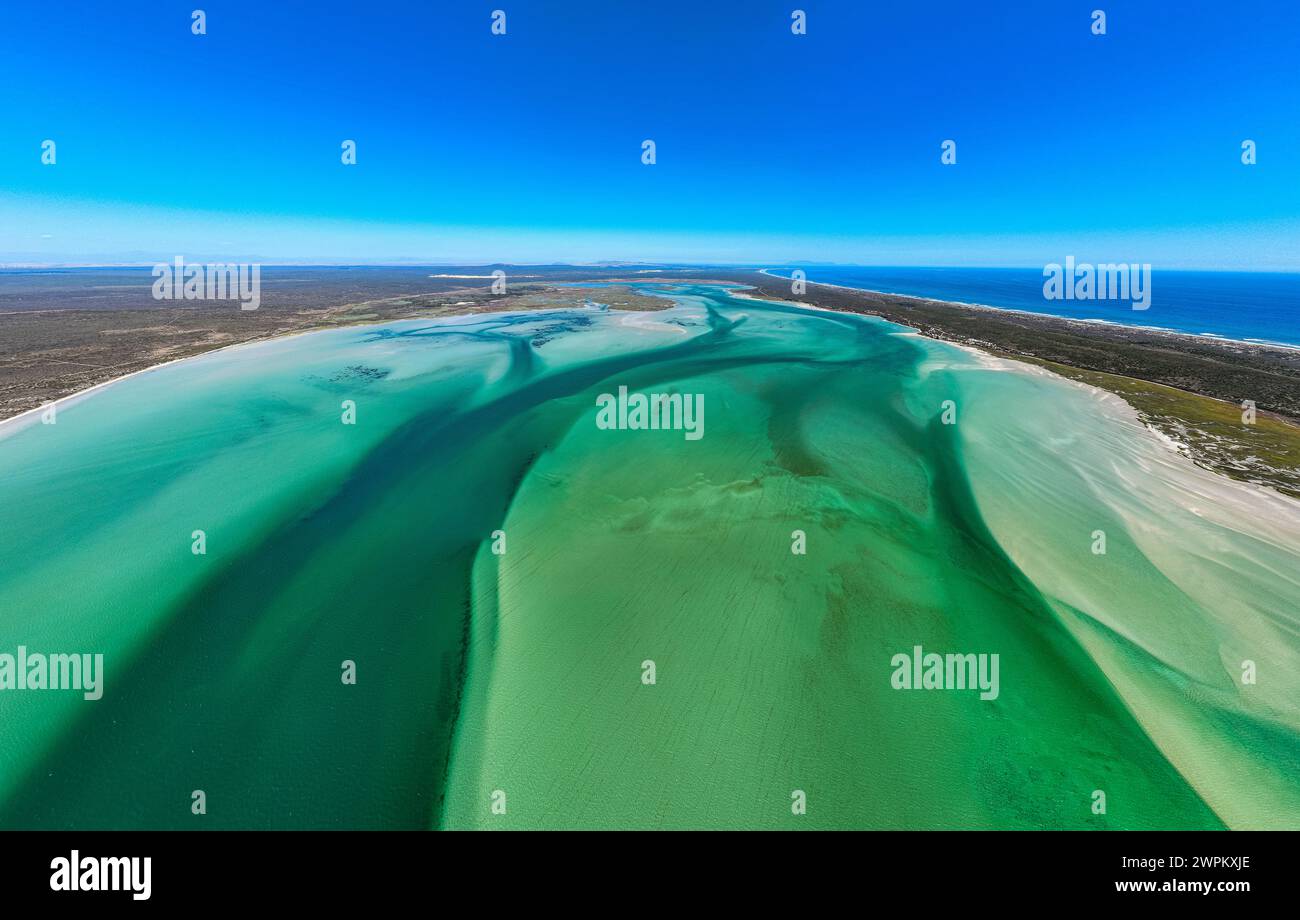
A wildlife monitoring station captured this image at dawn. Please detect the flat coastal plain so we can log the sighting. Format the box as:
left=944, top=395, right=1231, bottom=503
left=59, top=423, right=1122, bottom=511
left=4, top=265, right=1298, bottom=495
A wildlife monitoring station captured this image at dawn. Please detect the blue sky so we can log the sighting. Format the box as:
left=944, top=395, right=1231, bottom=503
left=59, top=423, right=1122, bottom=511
left=2, top=0, right=1298, bottom=267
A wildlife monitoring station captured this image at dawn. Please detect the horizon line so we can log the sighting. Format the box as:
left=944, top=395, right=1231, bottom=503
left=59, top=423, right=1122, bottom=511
left=3, top=261, right=1300, bottom=275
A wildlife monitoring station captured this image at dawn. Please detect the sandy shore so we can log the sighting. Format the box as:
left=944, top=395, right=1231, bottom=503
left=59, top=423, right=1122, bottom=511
left=0, top=327, right=332, bottom=440
left=6, top=274, right=1299, bottom=497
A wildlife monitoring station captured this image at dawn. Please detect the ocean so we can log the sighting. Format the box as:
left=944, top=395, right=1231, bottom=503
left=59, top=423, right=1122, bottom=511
left=764, top=266, right=1300, bottom=348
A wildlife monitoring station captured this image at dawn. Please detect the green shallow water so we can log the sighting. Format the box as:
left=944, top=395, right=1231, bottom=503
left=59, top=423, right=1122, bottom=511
left=0, top=284, right=1296, bottom=829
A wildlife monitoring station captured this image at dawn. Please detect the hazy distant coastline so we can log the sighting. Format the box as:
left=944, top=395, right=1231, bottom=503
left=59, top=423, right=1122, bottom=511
left=3, top=264, right=1298, bottom=496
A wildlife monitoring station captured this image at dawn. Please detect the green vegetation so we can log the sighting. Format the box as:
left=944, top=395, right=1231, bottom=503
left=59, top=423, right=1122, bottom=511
left=1017, top=356, right=1300, bottom=498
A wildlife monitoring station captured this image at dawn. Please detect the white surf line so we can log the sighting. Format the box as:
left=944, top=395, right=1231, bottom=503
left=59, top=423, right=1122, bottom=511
left=727, top=280, right=1299, bottom=506
left=756, top=268, right=1300, bottom=353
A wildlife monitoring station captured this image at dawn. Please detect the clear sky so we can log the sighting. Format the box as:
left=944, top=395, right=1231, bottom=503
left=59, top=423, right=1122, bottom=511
left=2, top=1, right=1298, bottom=268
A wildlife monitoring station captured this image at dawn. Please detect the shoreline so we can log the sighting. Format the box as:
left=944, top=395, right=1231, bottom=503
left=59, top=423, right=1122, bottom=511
left=3, top=278, right=1292, bottom=428
left=706, top=274, right=1300, bottom=498
left=0, top=279, right=689, bottom=426
left=731, top=276, right=1299, bottom=413
left=756, top=268, right=1300, bottom=354
left=0, top=282, right=1078, bottom=432
left=0, top=297, right=651, bottom=435
left=0, top=305, right=577, bottom=436
left=0, top=328, right=330, bottom=439
left=7, top=280, right=1300, bottom=504
left=731, top=284, right=1277, bottom=421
